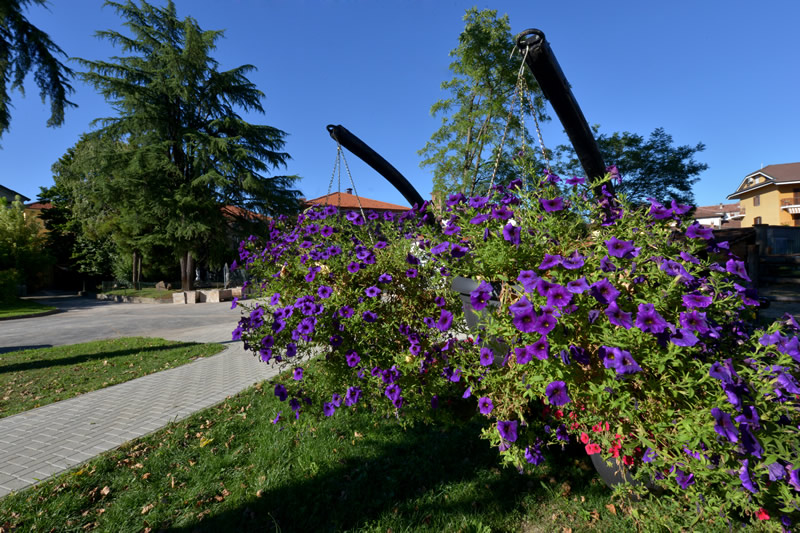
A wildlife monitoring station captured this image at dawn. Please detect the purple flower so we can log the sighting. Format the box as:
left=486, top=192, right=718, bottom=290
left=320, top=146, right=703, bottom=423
left=538, top=254, right=562, bottom=270
left=480, top=347, right=494, bottom=366
left=497, top=420, right=518, bottom=442
left=512, top=308, right=537, bottom=333
left=470, top=213, right=490, bottom=224
left=562, top=251, right=585, bottom=270
left=569, top=345, right=590, bottom=365
left=385, top=383, right=401, bottom=402
left=675, top=468, right=695, bottom=489
left=710, top=407, right=738, bottom=442
left=451, top=244, right=469, bottom=258
left=509, top=295, right=533, bottom=315
left=470, top=281, right=493, bottom=311
left=274, top=384, right=288, bottom=402
left=605, top=237, right=638, bottom=259
left=670, top=328, right=699, bottom=347
left=406, top=268, right=418, bottom=278
left=339, top=306, right=354, bottom=318
left=531, top=336, right=549, bottom=360
left=685, top=223, right=713, bottom=240
left=600, top=255, right=617, bottom=272
left=589, top=278, right=620, bottom=305
left=305, top=266, right=321, bottom=282
left=517, top=270, right=539, bottom=291
left=725, top=259, right=751, bottom=282
left=323, top=402, right=336, bottom=416
left=740, top=423, right=763, bottom=458
left=605, top=302, right=633, bottom=329
left=635, top=303, right=669, bottom=334
left=362, top=310, right=377, bottom=322
left=345, top=350, right=360, bottom=367
left=378, top=273, right=393, bottom=283
left=347, top=262, right=360, bottom=273
left=269, top=293, right=280, bottom=306
left=525, top=442, right=545, bottom=465
left=739, top=459, right=758, bottom=493
left=271, top=411, right=282, bottom=424
left=344, top=387, right=362, bottom=406
left=469, top=196, right=489, bottom=209
left=478, top=396, right=494, bottom=415
left=680, top=310, right=709, bottom=334
left=231, top=297, right=239, bottom=310
left=293, top=367, right=304, bottom=381
left=601, top=346, right=642, bottom=374
left=540, top=197, right=564, bottom=212
left=285, top=343, right=297, bottom=358
left=515, top=345, right=535, bottom=365
left=443, top=223, right=461, bottom=236
left=566, top=175, right=585, bottom=186
left=533, top=313, right=557, bottom=335
left=502, top=223, right=521, bottom=245
left=436, top=309, right=454, bottom=332
left=431, top=241, right=450, bottom=255
left=345, top=211, right=364, bottom=226
left=545, top=380, right=571, bottom=406
left=447, top=193, right=466, bottom=206
left=296, top=317, right=317, bottom=335
left=365, top=286, right=381, bottom=298
left=682, top=293, right=712, bottom=309
left=492, top=206, right=513, bottom=220
left=566, top=277, right=589, bottom=294
left=318, top=285, right=333, bottom=299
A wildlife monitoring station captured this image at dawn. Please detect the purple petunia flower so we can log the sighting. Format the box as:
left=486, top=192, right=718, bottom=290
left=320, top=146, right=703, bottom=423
left=725, top=259, right=751, bottom=282
left=562, top=251, right=585, bottom=270
left=406, top=268, right=418, bottom=278
left=451, top=244, right=469, bottom=258
left=510, top=295, right=533, bottom=315
left=362, top=310, right=377, bottom=322
left=710, top=407, right=738, bottom=443
left=274, top=384, right=288, bottom=402
left=675, top=468, right=695, bottom=489
left=525, top=442, right=545, bottom=465
left=269, top=293, right=280, bottom=306
left=478, top=396, right=494, bottom=415
left=566, top=277, right=589, bottom=294
left=470, top=213, right=490, bottom=225
left=293, top=367, right=303, bottom=381
left=345, top=211, right=364, bottom=226
left=566, top=175, right=585, bottom=186
left=538, top=254, right=563, bottom=270
left=503, top=223, right=521, bottom=245
left=540, top=197, right=564, bottom=212
left=318, top=285, right=333, bottom=299
left=469, top=196, right=489, bottom=209
left=497, top=420, right=518, bottom=442
left=385, top=383, right=401, bottom=402
left=635, top=303, right=669, bottom=334
left=436, top=309, right=454, bottom=332
left=739, top=459, right=758, bottom=493
left=531, top=336, right=549, bottom=360
left=480, top=347, right=494, bottom=366
left=443, top=223, right=461, bottom=236
left=231, top=297, right=239, bottom=310
left=344, top=387, right=362, bottom=406
left=589, top=278, right=620, bottom=305
left=347, top=261, right=360, bottom=273
left=492, top=206, right=513, bottom=220
left=670, top=328, right=699, bottom=347
left=365, top=286, right=381, bottom=298
left=740, top=423, right=763, bottom=458
left=680, top=310, right=709, bottom=334
left=323, top=402, right=336, bottom=416
left=345, top=350, right=360, bottom=367
left=431, top=241, right=451, bottom=255
left=515, top=345, right=535, bottom=365
left=533, top=313, right=557, bottom=335
left=470, top=281, right=493, bottom=311
left=600, top=255, right=617, bottom=272
left=512, top=308, right=537, bottom=333
left=685, top=223, right=713, bottom=240
left=605, top=302, right=633, bottom=329
left=682, top=293, right=712, bottom=309
left=605, top=237, right=638, bottom=259
left=285, top=343, right=297, bottom=358
left=601, top=346, right=642, bottom=374
left=517, top=270, right=539, bottom=291
left=545, top=380, right=571, bottom=406
left=378, top=273, right=393, bottom=283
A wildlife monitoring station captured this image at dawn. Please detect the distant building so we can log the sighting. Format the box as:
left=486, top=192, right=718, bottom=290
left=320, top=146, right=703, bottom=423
left=693, top=202, right=742, bottom=229
left=726, top=163, right=800, bottom=227
left=303, top=188, right=411, bottom=214
left=1, top=185, right=30, bottom=203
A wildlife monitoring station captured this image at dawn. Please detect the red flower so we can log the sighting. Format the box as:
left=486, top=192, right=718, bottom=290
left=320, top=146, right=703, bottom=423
left=756, top=508, right=770, bottom=521
left=591, top=423, right=602, bottom=433
left=585, top=443, right=602, bottom=455
left=623, top=455, right=634, bottom=466
left=580, top=432, right=590, bottom=444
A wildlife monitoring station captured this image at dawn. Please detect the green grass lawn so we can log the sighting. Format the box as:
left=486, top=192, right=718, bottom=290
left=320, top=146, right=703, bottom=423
left=0, top=337, right=224, bottom=419
left=100, top=288, right=179, bottom=299
left=0, top=362, right=770, bottom=532
left=0, top=298, right=57, bottom=319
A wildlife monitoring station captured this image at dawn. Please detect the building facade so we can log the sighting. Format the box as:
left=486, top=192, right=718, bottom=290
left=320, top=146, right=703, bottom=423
left=727, top=163, right=800, bottom=227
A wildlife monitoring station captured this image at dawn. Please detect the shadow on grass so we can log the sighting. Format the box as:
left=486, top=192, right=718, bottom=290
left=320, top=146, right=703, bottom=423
left=0, top=344, right=53, bottom=355
left=166, top=417, right=602, bottom=532
left=0, top=342, right=201, bottom=374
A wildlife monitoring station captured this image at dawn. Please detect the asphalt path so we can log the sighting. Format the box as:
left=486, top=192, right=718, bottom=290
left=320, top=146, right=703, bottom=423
left=0, top=296, right=243, bottom=353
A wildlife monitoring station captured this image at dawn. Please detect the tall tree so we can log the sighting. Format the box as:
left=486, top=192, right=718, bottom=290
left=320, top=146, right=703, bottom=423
left=555, top=127, right=708, bottom=206
left=419, top=8, right=548, bottom=198
left=77, top=0, right=302, bottom=289
left=0, top=0, right=76, bottom=138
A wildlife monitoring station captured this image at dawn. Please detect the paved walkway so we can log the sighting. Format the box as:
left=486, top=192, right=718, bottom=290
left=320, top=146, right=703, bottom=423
left=0, top=297, right=279, bottom=498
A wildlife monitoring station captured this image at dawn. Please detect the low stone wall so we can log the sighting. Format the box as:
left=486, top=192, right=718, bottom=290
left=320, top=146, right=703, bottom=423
left=96, top=294, right=172, bottom=304
left=172, top=288, right=239, bottom=304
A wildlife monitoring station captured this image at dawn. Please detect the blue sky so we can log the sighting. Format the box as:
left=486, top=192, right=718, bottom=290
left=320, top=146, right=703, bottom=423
left=2, top=0, right=799, bottom=209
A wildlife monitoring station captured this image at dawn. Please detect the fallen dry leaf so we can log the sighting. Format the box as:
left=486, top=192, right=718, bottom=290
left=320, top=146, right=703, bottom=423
left=100, top=486, right=110, bottom=496
left=141, top=503, right=154, bottom=514
left=605, top=503, right=617, bottom=515
left=142, top=473, right=151, bottom=480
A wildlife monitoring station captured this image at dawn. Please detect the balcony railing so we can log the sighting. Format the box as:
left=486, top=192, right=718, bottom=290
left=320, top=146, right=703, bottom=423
left=781, top=197, right=800, bottom=214
left=728, top=206, right=745, bottom=219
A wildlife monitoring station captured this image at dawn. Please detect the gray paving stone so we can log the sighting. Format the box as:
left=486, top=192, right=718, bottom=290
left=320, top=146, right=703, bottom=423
left=0, top=298, right=281, bottom=498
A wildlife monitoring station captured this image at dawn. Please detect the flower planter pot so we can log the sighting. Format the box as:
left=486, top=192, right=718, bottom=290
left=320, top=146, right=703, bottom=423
left=451, top=276, right=508, bottom=361
left=590, top=453, right=662, bottom=495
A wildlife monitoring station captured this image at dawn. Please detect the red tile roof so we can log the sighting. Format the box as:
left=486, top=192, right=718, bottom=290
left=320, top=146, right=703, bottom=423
left=693, top=202, right=740, bottom=218
left=304, top=191, right=410, bottom=212
left=24, top=202, right=52, bottom=210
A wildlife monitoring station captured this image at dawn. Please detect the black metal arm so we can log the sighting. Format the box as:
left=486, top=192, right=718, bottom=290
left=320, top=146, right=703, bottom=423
left=515, top=29, right=611, bottom=196
left=326, top=124, right=425, bottom=209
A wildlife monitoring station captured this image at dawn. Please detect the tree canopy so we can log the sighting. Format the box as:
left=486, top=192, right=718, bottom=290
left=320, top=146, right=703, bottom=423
left=419, top=8, right=548, bottom=199
left=74, top=0, right=302, bottom=288
left=555, top=127, right=708, bottom=206
left=0, top=0, right=76, bottom=138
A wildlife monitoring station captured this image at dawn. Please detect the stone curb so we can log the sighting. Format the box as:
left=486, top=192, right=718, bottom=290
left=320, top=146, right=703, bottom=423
left=0, top=308, right=62, bottom=321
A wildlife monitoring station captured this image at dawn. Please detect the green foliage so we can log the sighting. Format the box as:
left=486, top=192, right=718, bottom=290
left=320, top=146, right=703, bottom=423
left=419, top=8, right=548, bottom=198
left=0, top=268, right=19, bottom=301
left=0, top=0, right=76, bottom=138
left=555, top=126, right=708, bottom=206
left=0, top=195, right=52, bottom=289
left=0, top=295, right=55, bottom=317
left=71, top=0, right=302, bottom=288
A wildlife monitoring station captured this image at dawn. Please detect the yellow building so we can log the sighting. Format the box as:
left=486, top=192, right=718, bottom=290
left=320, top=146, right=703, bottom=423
left=727, top=163, right=800, bottom=227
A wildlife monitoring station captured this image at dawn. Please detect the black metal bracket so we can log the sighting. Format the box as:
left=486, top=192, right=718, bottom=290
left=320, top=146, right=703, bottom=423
left=326, top=124, right=425, bottom=209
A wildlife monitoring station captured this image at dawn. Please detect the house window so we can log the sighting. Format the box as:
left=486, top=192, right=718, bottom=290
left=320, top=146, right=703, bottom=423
left=754, top=216, right=762, bottom=225
left=753, top=195, right=760, bottom=206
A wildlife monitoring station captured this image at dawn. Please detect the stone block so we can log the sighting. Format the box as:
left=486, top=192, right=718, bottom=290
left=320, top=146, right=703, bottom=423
left=172, top=292, right=185, bottom=304
left=185, top=291, right=198, bottom=304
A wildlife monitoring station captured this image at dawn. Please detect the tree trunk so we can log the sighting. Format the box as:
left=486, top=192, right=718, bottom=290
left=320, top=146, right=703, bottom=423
left=180, top=250, right=194, bottom=290
left=132, top=251, right=138, bottom=288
